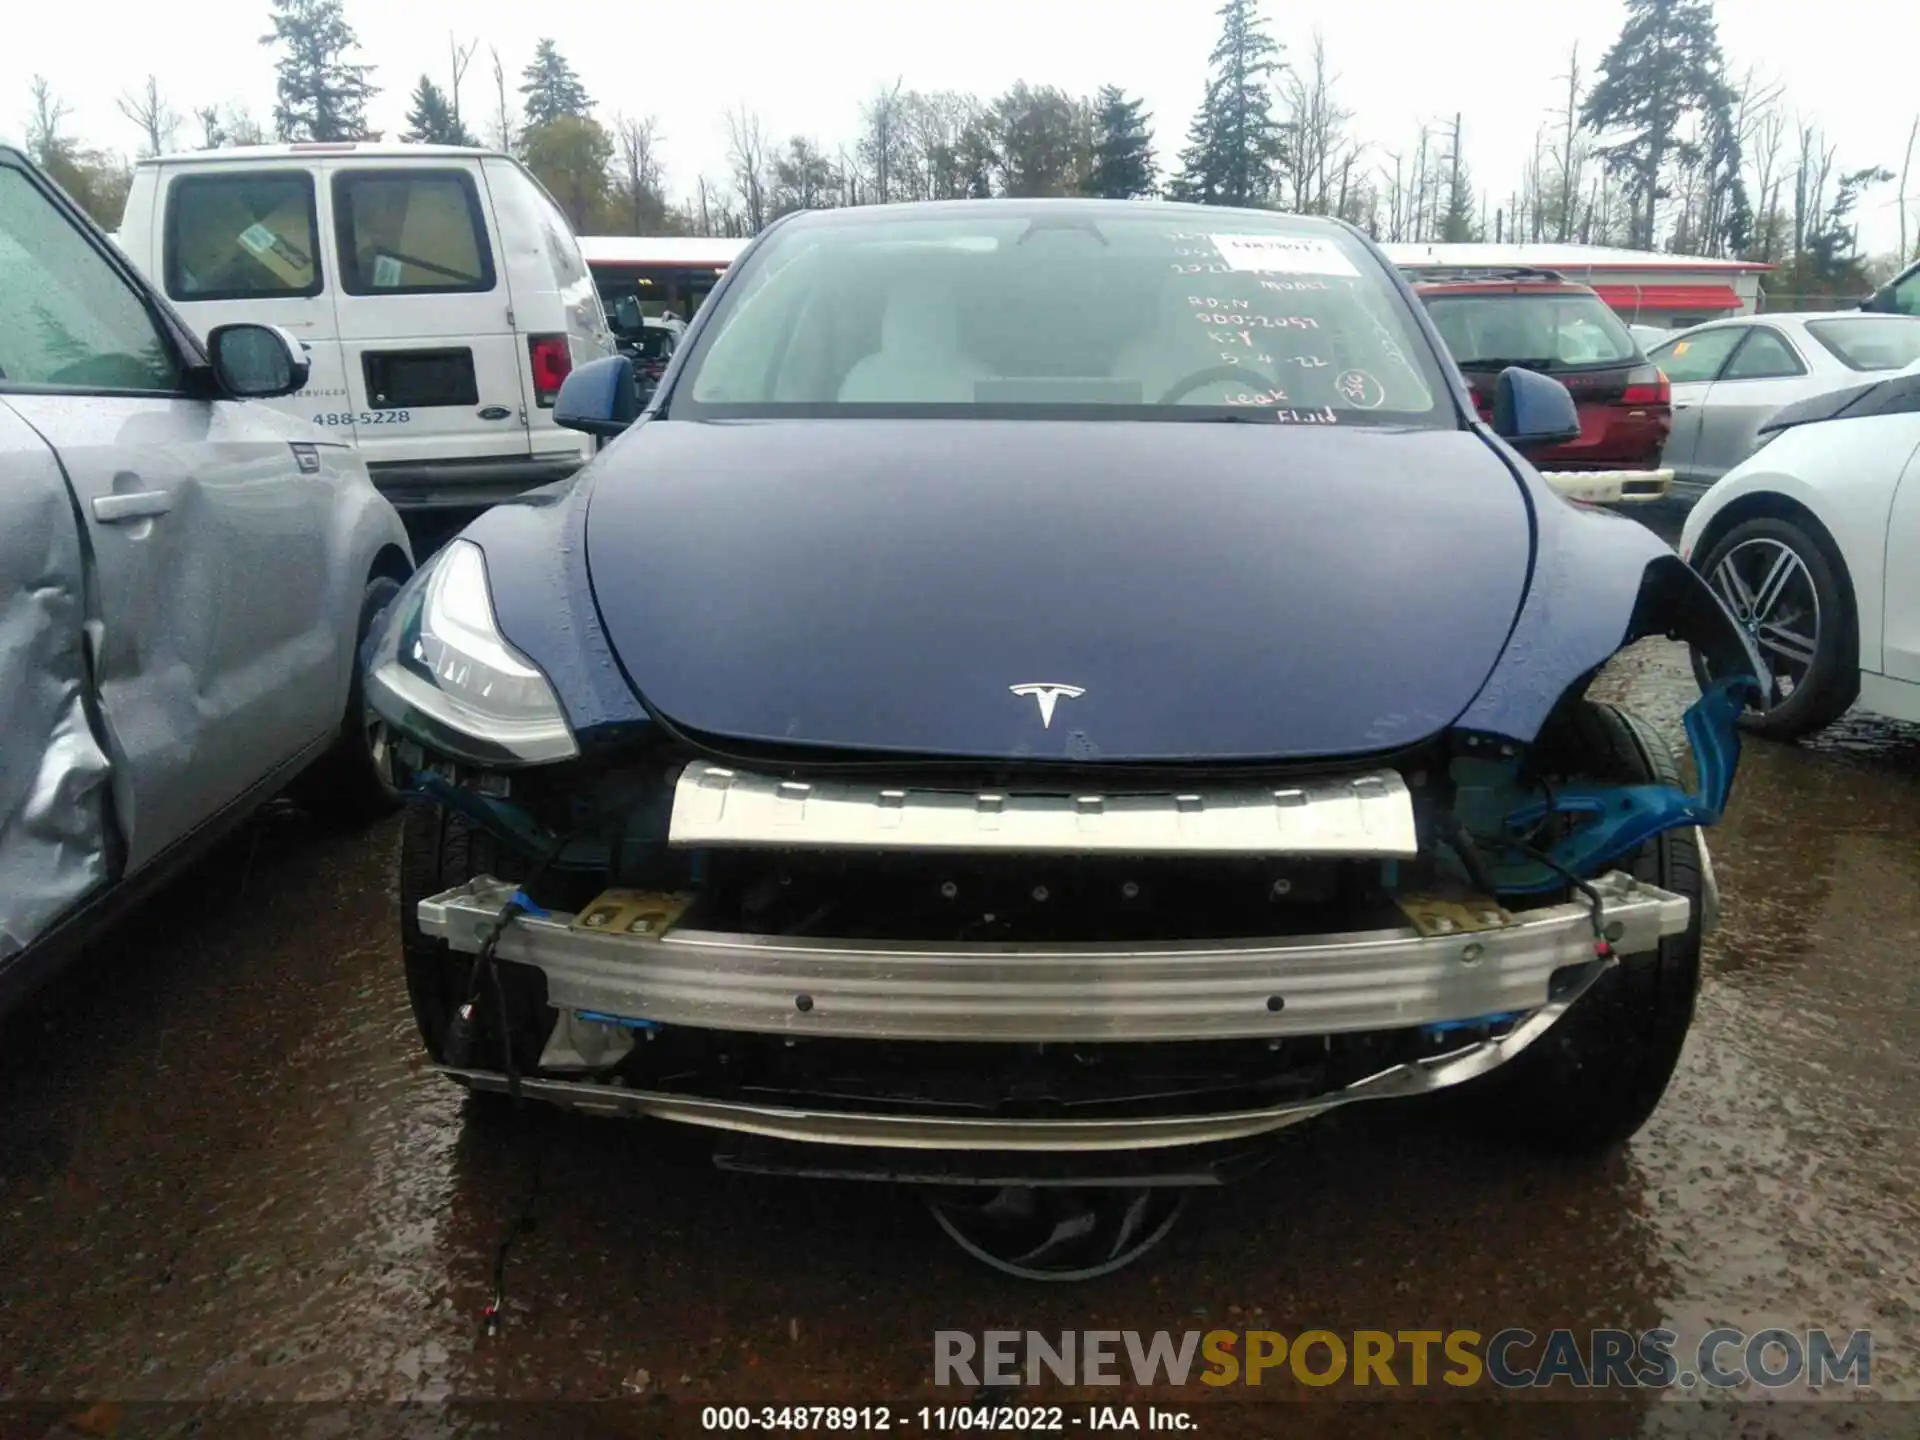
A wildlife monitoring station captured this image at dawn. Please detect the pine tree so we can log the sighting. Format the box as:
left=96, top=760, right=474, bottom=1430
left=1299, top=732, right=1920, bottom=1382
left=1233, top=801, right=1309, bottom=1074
left=1440, top=113, right=1477, bottom=241
left=1581, top=0, right=1736, bottom=250
left=519, top=39, right=591, bottom=128
left=260, top=0, right=375, bottom=143
left=958, top=119, right=997, bottom=199
left=402, top=76, right=476, bottom=146
left=1171, top=0, right=1286, bottom=206
left=1085, top=86, right=1155, bottom=199
left=990, top=83, right=1085, bottom=198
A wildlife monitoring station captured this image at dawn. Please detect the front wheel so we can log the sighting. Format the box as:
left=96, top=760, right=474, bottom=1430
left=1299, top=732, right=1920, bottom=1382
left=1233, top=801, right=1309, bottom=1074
left=295, top=572, right=405, bottom=825
left=1692, top=516, right=1857, bottom=741
left=1465, top=699, right=1704, bottom=1153
left=399, top=801, right=548, bottom=1075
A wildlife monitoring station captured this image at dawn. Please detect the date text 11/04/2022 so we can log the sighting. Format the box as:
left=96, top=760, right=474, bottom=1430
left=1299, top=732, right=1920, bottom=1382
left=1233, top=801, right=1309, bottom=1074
left=700, top=1406, right=1195, bottom=1432
left=311, top=411, right=412, bottom=428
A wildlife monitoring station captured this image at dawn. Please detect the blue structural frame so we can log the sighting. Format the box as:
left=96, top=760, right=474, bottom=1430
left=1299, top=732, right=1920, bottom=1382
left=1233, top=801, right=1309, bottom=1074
left=1496, top=675, right=1753, bottom=894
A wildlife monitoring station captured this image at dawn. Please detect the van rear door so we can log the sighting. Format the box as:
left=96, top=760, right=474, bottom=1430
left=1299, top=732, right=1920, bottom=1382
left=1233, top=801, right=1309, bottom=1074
left=155, top=164, right=355, bottom=441
left=326, top=162, right=531, bottom=504
left=479, top=157, right=607, bottom=469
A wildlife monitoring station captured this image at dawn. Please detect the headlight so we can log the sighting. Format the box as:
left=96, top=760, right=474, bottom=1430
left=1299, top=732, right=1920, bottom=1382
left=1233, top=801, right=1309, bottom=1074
left=364, top=539, right=578, bottom=765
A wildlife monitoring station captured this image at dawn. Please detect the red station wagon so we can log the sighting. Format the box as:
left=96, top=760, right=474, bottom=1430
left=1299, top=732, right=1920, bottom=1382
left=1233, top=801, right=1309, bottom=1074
left=1411, top=268, right=1673, bottom=497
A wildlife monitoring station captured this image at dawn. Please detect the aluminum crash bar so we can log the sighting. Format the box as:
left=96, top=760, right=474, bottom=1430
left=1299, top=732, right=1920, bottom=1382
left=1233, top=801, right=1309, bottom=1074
left=416, top=871, right=1689, bottom=1046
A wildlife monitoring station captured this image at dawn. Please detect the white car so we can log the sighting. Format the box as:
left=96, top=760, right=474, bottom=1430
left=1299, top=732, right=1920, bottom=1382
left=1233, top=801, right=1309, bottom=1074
left=1679, top=365, right=1920, bottom=739
left=1649, top=313, right=1920, bottom=500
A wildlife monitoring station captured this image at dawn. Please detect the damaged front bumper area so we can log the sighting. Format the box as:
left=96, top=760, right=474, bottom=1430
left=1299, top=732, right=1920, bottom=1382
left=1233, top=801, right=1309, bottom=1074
left=417, top=869, right=1690, bottom=1153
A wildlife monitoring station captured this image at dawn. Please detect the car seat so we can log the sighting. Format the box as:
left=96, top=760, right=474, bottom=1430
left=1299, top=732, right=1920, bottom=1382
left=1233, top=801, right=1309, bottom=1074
left=837, top=280, right=993, bottom=402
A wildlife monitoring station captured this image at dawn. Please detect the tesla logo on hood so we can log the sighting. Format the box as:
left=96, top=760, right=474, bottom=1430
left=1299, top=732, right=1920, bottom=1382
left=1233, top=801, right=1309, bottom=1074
left=1009, top=683, right=1085, bottom=729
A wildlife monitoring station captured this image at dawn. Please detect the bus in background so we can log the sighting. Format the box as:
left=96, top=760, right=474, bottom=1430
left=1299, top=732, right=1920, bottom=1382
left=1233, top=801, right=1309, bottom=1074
left=578, top=235, right=748, bottom=341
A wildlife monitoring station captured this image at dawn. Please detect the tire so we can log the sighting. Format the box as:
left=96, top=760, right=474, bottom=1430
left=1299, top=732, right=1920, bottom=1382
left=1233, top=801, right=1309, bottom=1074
left=399, top=799, right=548, bottom=1074
left=296, top=573, right=405, bottom=825
left=1692, top=515, right=1857, bottom=741
left=1467, top=698, right=1705, bottom=1153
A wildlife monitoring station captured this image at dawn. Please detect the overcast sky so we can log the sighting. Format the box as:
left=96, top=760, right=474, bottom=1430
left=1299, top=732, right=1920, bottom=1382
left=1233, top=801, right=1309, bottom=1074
left=4, top=0, right=1913, bottom=253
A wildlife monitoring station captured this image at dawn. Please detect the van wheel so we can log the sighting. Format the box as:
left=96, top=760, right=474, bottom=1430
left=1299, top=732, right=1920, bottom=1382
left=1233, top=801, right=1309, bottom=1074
left=296, top=573, right=404, bottom=826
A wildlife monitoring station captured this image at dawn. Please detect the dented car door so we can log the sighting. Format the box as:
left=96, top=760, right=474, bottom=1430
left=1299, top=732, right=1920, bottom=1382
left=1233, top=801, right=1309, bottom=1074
left=0, top=151, right=338, bottom=876
left=0, top=403, right=113, bottom=962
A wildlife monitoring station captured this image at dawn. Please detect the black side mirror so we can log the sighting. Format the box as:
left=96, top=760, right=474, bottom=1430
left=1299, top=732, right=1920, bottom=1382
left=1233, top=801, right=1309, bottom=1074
left=207, top=322, right=310, bottom=398
left=1491, top=366, right=1582, bottom=453
left=554, top=354, right=641, bottom=438
left=1861, top=286, right=1893, bottom=314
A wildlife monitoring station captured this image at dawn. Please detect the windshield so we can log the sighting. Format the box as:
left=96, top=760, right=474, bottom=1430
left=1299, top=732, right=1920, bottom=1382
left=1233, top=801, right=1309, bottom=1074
left=1420, top=290, right=1640, bottom=370
left=669, top=207, right=1447, bottom=425
left=1804, top=316, right=1920, bottom=372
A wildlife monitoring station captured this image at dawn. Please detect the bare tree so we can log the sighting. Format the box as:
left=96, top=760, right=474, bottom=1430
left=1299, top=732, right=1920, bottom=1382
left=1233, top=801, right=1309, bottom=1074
left=1521, top=131, right=1549, bottom=241
left=1748, top=103, right=1789, bottom=261
left=901, top=90, right=981, bottom=201
left=1548, top=44, right=1585, bottom=243
left=1678, top=66, right=1782, bottom=260
left=859, top=79, right=908, bottom=204
left=1900, top=114, right=1919, bottom=266
left=1334, top=152, right=1373, bottom=232
left=695, top=177, right=744, bottom=240
left=193, top=105, right=225, bottom=149
left=1380, top=122, right=1434, bottom=244
left=1441, top=112, right=1474, bottom=241
left=489, top=46, right=515, bottom=154
left=117, top=76, right=179, bottom=158
left=1282, top=31, right=1356, bottom=215
left=225, top=106, right=267, bottom=147
left=24, top=76, right=71, bottom=164
left=612, top=114, right=667, bottom=231
left=723, top=105, right=772, bottom=232
left=1791, top=122, right=1836, bottom=262
left=192, top=101, right=265, bottom=150
left=448, top=34, right=477, bottom=137
left=836, top=143, right=863, bottom=207
left=690, top=175, right=744, bottom=237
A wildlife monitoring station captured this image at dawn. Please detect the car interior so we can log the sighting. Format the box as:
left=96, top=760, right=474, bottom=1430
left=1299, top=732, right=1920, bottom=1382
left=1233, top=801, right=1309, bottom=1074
left=690, top=231, right=1440, bottom=415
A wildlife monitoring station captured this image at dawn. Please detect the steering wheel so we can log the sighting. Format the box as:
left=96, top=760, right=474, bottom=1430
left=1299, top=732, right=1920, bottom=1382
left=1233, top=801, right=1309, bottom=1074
left=1156, top=363, right=1286, bottom=406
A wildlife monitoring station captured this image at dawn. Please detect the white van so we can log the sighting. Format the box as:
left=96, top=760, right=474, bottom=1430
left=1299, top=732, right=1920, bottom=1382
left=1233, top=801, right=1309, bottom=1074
left=117, top=143, right=615, bottom=510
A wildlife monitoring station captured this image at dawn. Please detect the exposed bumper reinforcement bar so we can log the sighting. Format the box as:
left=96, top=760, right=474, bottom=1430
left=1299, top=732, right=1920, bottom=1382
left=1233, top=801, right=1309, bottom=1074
left=1540, top=468, right=1674, bottom=504
left=416, top=870, right=1688, bottom=1045
left=665, top=762, right=1420, bottom=857
left=435, top=950, right=1612, bottom=1151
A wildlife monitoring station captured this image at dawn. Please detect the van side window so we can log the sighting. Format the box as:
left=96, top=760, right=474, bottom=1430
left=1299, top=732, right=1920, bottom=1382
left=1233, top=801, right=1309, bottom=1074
left=532, top=189, right=586, bottom=287
left=0, top=163, right=180, bottom=392
left=492, top=161, right=586, bottom=287
left=333, top=171, right=494, bottom=295
left=165, top=171, right=322, bottom=300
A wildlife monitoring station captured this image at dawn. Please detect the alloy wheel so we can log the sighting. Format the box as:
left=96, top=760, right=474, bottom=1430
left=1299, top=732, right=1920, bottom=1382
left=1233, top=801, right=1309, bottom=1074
left=1709, top=537, right=1820, bottom=707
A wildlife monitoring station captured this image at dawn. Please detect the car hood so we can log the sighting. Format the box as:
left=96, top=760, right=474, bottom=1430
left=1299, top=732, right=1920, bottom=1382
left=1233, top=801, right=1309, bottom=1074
left=583, top=420, right=1534, bottom=762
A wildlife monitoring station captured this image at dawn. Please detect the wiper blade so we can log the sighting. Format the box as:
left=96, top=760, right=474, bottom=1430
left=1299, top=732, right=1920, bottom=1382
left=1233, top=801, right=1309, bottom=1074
left=1471, top=357, right=1559, bottom=372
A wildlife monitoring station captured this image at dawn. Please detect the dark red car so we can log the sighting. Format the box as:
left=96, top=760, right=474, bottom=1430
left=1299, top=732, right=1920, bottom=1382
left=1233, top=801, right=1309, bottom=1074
left=1410, top=269, right=1671, bottom=485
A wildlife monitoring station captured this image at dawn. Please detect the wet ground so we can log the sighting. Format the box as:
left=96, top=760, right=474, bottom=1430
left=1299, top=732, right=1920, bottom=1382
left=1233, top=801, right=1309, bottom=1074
left=3, top=514, right=1918, bottom=1437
